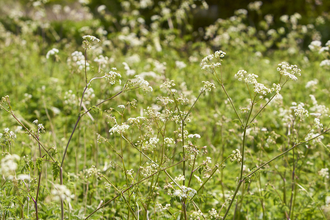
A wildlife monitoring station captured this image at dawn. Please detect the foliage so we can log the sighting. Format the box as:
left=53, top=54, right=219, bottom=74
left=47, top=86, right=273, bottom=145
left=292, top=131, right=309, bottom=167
left=0, top=0, right=330, bottom=219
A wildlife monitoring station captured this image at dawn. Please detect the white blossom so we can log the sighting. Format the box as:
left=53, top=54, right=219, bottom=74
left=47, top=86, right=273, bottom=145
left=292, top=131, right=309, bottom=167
left=51, top=184, right=74, bottom=202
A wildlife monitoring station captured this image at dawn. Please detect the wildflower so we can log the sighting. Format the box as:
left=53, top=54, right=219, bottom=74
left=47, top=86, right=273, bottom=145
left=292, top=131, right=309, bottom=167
left=123, top=62, right=136, bottom=76
left=248, top=1, right=263, bottom=11
left=94, top=55, right=109, bottom=69
left=173, top=186, right=197, bottom=200
left=277, top=62, right=301, bottom=81
left=155, top=203, right=170, bottom=212
left=0, top=154, right=20, bottom=178
left=203, top=157, right=212, bottom=164
left=320, top=60, right=330, bottom=68
left=51, top=184, right=74, bottom=202
left=82, top=35, right=100, bottom=42
left=140, top=162, right=159, bottom=177
left=305, top=79, right=318, bottom=90
left=201, top=81, right=216, bottom=92
left=235, top=70, right=247, bottom=81
left=175, top=174, right=185, bottom=182
left=188, top=134, right=201, bottom=139
left=309, top=95, right=329, bottom=116
left=305, top=129, right=323, bottom=144
left=308, top=40, right=322, bottom=51
left=64, top=90, right=77, bottom=106
left=230, top=149, right=242, bottom=163
left=105, top=69, right=121, bottom=85
left=84, top=88, right=95, bottom=105
left=38, top=124, right=45, bottom=132
left=134, top=75, right=153, bottom=92
left=46, top=48, right=59, bottom=59
left=209, top=208, right=220, bottom=219
left=69, top=51, right=89, bottom=71
left=17, top=174, right=30, bottom=181
left=109, top=123, right=130, bottom=135
left=175, top=61, right=186, bottom=69
left=190, top=210, right=205, bottom=219
left=85, top=165, right=101, bottom=179
left=160, top=80, right=175, bottom=90
left=318, top=168, right=329, bottom=179
left=294, top=103, right=309, bottom=120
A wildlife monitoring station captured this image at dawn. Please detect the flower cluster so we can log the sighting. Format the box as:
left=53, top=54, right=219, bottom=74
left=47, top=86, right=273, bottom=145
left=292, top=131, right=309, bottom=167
left=46, top=48, right=59, bottom=59
left=51, top=184, right=74, bottom=202
left=318, top=168, right=329, bottom=179
left=0, top=154, right=20, bottom=179
left=1, top=128, right=17, bottom=140
left=104, top=68, right=121, bottom=85
left=200, top=50, right=226, bottom=71
left=201, top=81, right=216, bottom=92
left=293, top=103, right=309, bottom=121
left=173, top=186, right=197, bottom=200
left=63, top=90, right=77, bottom=106
left=84, top=165, right=101, bottom=179
left=109, top=123, right=130, bottom=135
left=82, top=35, right=100, bottom=49
left=140, top=162, right=159, bottom=177
left=230, top=149, right=242, bottom=163
left=68, top=51, right=89, bottom=72
left=277, top=62, right=301, bottom=81
left=235, top=70, right=272, bottom=95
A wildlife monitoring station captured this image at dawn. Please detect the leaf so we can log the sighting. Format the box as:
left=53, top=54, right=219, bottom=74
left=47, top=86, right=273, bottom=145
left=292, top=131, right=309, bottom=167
left=36, top=157, right=43, bottom=174
left=52, top=161, right=60, bottom=181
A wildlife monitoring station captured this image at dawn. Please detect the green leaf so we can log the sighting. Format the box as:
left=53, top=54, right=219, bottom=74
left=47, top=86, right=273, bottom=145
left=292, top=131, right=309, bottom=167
left=52, top=161, right=60, bottom=181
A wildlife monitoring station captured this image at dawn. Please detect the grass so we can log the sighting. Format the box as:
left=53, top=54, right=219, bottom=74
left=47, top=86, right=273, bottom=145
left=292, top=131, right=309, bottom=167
left=1, top=1, right=330, bottom=219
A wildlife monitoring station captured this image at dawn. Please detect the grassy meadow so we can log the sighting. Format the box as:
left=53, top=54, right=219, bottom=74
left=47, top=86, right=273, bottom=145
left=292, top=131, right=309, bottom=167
left=0, top=0, right=330, bottom=219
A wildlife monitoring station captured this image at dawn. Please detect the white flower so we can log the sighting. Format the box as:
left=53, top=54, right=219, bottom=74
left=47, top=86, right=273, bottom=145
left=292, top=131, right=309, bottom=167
left=51, top=184, right=74, bottom=202
left=17, top=174, right=30, bottom=181
left=294, top=103, right=309, bottom=120
left=305, top=79, right=318, bottom=89
left=248, top=1, right=263, bottom=11
left=109, top=123, right=130, bottom=135
left=0, top=154, right=20, bottom=178
left=308, top=40, right=322, bottom=51
left=305, top=129, right=323, bottom=144
left=175, top=61, right=186, bottom=69
left=46, top=48, right=59, bottom=59
left=134, top=75, right=153, bottom=92
left=105, top=69, right=121, bottom=85
left=318, top=168, right=329, bottom=179
left=173, top=186, right=197, bottom=200
left=188, top=134, right=201, bottom=139
left=277, top=62, right=301, bottom=81
left=82, top=35, right=100, bottom=42
left=123, top=62, right=136, bottom=76
left=201, top=81, right=216, bottom=92
left=320, top=60, right=330, bottom=68
left=175, top=174, right=185, bottom=182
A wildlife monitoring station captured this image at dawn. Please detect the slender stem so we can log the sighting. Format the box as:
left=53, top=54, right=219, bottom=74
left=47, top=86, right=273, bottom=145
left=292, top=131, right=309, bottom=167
left=190, top=165, right=218, bottom=201
left=182, top=119, right=185, bottom=186
left=220, top=83, right=243, bottom=127
left=84, top=159, right=185, bottom=219
left=249, top=81, right=288, bottom=124
left=223, top=129, right=330, bottom=220
left=84, top=49, right=87, bottom=85
left=10, top=112, right=55, bottom=162
left=240, top=100, right=254, bottom=180
left=288, top=147, right=296, bottom=219
left=244, top=130, right=329, bottom=180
